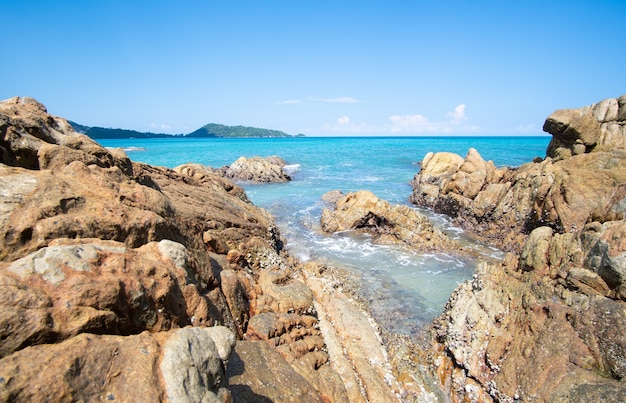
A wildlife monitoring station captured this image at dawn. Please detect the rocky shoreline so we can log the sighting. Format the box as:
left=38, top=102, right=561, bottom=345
left=1, top=95, right=625, bottom=402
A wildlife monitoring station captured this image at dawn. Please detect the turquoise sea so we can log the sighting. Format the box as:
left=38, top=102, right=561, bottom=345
left=100, top=136, right=551, bottom=334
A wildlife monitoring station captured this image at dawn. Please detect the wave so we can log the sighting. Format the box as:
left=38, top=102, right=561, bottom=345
left=282, top=163, right=301, bottom=174
left=106, top=146, right=147, bottom=152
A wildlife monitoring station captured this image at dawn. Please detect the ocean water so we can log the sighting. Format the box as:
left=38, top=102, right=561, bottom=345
left=100, top=136, right=550, bottom=334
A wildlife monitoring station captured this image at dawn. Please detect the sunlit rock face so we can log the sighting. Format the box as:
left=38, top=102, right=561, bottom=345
left=415, top=95, right=626, bottom=401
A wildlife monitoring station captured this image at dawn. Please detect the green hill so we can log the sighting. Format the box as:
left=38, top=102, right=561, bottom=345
left=70, top=124, right=175, bottom=139
left=186, top=123, right=292, bottom=138
left=70, top=121, right=297, bottom=139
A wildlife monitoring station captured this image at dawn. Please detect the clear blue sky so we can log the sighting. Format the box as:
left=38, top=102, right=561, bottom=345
left=2, top=1, right=625, bottom=136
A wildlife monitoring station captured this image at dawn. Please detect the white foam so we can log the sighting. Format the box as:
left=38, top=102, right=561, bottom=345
left=283, top=163, right=301, bottom=174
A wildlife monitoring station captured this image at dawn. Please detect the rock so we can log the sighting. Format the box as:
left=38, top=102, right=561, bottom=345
left=161, top=327, right=236, bottom=403
left=302, top=263, right=403, bottom=402
left=519, top=226, right=553, bottom=275
left=173, top=163, right=251, bottom=202
left=321, top=189, right=344, bottom=205
left=406, top=96, right=626, bottom=402
left=0, top=96, right=408, bottom=402
left=410, top=144, right=626, bottom=253
left=220, top=156, right=291, bottom=183
left=227, top=340, right=326, bottom=402
left=0, top=239, right=225, bottom=358
left=430, top=256, right=626, bottom=401
left=581, top=220, right=626, bottom=299
left=321, top=190, right=462, bottom=252
left=544, top=95, right=626, bottom=159
left=0, top=96, right=132, bottom=173
left=0, top=326, right=235, bottom=402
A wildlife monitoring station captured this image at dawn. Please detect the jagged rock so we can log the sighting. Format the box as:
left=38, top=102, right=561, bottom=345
left=227, top=340, right=327, bottom=402
left=0, top=326, right=235, bottom=402
left=321, top=189, right=344, bottom=205
left=0, top=239, right=224, bottom=358
left=410, top=146, right=626, bottom=252
left=431, top=254, right=626, bottom=401
left=302, top=262, right=403, bottom=402
left=219, top=155, right=291, bottom=183
left=1, top=97, right=386, bottom=402
left=161, top=326, right=236, bottom=403
left=173, top=162, right=251, bottom=202
left=0, top=96, right=132, bottom=173
left=321, top=190, right=462, bottom=252
left=545, top=95, right=626, bottom=160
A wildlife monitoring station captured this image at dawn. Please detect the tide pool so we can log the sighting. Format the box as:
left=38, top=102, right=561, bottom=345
left=100, top=135, right=550, bottom=334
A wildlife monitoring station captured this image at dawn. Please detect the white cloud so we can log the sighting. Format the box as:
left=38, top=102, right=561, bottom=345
left=389, top=104, right=473, bottom=134
left=311, top=96, right=362, bottom=104
left=447, top=104, right=467, bottom=124
left=322, top=115, right=376, bottom=134
left=389, top=114, right=435, bottom=133
left=337, top=115, right=351, bottom=126
left=319, top=104, right=477, bottom=135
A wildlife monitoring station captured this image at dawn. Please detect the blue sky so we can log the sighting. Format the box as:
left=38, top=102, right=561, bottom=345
left=2, top=1, right=625, bottom=136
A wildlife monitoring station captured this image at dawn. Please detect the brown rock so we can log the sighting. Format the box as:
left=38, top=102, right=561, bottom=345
left=0, top=239, right=225, bottom=357
left=544, top=95, right=626, bottom=159
left=0, top=326, right=235, bottom=402
left=410, top=146, right=626, bottom=252
left=321, top=190, right=462, bottom=252
left=227, top=340, right=326, bottom=403
left=220, top=155, right=291, bottom=183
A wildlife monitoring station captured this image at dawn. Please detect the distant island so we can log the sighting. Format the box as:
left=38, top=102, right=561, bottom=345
left=70, top=121, right=305, bottom=139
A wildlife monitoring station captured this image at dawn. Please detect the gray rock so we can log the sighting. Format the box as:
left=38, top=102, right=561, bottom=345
left=222, top=156, right=291, bottom=183
left=160, top=326, right=235, bottom=403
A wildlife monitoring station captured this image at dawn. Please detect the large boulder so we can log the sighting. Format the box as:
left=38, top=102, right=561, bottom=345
left=430, top=226, right=626, bottom=401
left=219, top=155, right=292, bottom=183
left=545, top=95, right=626, bottom=160
left=0, top=96, right=399, bottom=401
left=410, top=145, right=626, bottom=253
left=0, top=326, right=236, bottom=402
left=406, top=95, right=626, bottom=401
left=321, top=190, right=462, bottom=252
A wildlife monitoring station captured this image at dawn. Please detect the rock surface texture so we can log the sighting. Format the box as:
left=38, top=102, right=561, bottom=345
left=410, top=95, right=626, bottom=253
left=0, top=97, right=399, bottom=402
left=218, top=155, right=292, bottom=183
left=414, top=95, right=626, bottom=401
left=321, top=189, right=462, bottom=252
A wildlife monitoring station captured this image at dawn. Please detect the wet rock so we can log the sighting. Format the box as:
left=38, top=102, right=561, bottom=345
left=321, top=189, right=344, bottom=205
left=321, top=190, right=462, bottom=252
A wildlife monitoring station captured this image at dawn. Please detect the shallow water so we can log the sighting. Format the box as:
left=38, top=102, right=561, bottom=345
left=101, top=136, right=550, bottom=334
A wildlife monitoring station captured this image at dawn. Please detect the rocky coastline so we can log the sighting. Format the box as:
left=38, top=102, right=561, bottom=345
left=410, top=95, right=626, bottom=401
left=1, top=94, right=625, bottom=402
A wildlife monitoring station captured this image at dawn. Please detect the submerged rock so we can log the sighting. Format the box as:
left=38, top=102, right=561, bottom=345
left=321, top=189, right=462, bottom=252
